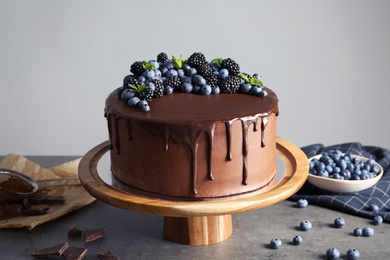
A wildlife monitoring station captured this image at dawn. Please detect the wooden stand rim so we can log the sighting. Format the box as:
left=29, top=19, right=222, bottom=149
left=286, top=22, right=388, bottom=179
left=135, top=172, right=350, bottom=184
left=78, top=137, right=309, bottom=218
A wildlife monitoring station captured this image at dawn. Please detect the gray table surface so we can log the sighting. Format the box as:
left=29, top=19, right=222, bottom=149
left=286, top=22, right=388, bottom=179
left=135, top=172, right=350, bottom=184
left=0, top=156, right=389, bottom=260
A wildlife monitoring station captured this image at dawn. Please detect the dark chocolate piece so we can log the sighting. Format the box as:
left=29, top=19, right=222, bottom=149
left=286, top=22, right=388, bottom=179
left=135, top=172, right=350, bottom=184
left=46, top=195, right=65, bottom=205
left=97, top=250, right=120, bottom=260
left=31, top=242, right=68, bottom=258
left=29, top=193, right=49, bottom=204
left=68, top=224, right=82, bottom=237
left=22, top=205, right=49, bottom=216
left=83, top=227, right=106, bottom=242
left=62, top=247, right=88, bottom=260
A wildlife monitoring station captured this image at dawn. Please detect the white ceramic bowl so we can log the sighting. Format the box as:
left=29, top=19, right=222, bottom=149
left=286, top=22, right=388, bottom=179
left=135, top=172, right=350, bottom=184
left=307, top=154, right=383, bottom=193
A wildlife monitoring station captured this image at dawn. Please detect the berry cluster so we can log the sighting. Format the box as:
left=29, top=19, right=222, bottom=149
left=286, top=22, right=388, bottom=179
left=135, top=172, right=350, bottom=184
left=117, top=52, right=267, bottom=111
left=309, top=149, right=381, bottom=180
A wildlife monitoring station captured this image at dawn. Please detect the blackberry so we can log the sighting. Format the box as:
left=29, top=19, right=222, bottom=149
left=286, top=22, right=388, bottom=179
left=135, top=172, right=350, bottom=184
left=157, top=52, right=168, bottom=62
left=221, top=58, right=240, bottom=75
left=152, top=79, right=164, bottom=98
left=187, top=52, right=206, bottom=68
left=205, top=74, right=219, bottom=86
left=197, top=63, right=213, bottom=77
left=130, top=61, right=145, bottom=76
left=138, top=87, right=153, bottom=102
left=165, top=75, right=182, bottom=90
left=123, top=75, right=139, bottom=87
left=219, top=76, right=240, bottom=93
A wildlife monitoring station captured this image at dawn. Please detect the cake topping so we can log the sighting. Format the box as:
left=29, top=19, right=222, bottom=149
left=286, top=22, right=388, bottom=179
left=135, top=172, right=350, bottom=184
left=118, top=52, right=268, bottom=111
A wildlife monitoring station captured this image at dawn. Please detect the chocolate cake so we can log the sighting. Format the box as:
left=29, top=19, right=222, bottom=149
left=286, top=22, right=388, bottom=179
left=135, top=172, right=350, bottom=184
left=104, top=52, right=279, bottom=200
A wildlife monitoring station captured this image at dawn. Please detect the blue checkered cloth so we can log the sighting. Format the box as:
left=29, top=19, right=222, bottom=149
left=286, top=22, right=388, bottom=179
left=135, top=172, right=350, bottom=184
left=290, top=143, right=390, bottom=222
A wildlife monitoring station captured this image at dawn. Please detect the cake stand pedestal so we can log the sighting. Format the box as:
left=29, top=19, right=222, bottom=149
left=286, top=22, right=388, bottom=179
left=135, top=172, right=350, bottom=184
left=78, top=137, right=308, bottom=245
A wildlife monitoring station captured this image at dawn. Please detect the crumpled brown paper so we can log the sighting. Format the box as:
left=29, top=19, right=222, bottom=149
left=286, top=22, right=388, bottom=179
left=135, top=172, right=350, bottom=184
left=0, top=154, right=95, bottom=230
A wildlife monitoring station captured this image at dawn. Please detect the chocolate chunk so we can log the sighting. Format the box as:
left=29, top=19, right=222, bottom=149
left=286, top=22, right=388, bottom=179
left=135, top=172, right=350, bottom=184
left=29, top=193, right=49, bottom=204
left=46, top=195, right=65, bottom=205
left=83, top=227, right=106, bottom=242
left=31, top=242, right=68, bottom=258
left=97, top=250, right=120, bottom=260
left=22, top=205, right=49, bottom=216
left=68, top=224, right=82, bottom=237
left=62, top=247, right=88, bottom=260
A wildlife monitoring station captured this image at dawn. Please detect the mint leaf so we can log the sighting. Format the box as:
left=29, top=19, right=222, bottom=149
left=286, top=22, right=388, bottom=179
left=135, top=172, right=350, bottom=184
left=237, top=73, right=250, bottom=83
left=249, top=76, right=263, bottom=87
left=212, top=58, right=223, bottom=66
left=172, top=55, right=183, bottom=69
left=142, top=60, right=155, bottom=71
left=128, top=84, right=148, bottom=93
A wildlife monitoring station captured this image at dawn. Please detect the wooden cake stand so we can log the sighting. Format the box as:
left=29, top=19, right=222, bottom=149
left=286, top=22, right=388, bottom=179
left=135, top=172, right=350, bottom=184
left=78, top=137, right=309, bottom=245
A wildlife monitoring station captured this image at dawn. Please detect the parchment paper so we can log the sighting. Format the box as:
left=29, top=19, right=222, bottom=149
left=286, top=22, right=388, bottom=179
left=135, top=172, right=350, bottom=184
left=0, top=154, right=95, bottom=230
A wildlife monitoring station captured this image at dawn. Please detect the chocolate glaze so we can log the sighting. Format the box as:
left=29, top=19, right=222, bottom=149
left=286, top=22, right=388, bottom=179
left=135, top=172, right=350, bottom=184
left=105, top=88, right=279, bottom=199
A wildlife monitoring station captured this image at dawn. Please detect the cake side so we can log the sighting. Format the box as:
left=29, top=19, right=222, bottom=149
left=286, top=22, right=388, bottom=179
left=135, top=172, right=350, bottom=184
left=105, top=90, right=278, bottom=200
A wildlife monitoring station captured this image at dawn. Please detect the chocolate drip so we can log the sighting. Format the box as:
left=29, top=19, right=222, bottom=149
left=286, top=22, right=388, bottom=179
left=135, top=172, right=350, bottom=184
left=224, top=120, right=236, bottom=161
left=240, top=115, right=259, bottom=185
left=113, top=115, right=121, bottom=154
left=261, top=116, right=268, bottom=147
left=126, top=119, right=133, bottom=141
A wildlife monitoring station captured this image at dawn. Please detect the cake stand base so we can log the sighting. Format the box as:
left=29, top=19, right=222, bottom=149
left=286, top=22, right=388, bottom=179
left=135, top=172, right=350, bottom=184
left=78, top=137, right=308, bottom=245
left=164, top=215, right=233, bottom=245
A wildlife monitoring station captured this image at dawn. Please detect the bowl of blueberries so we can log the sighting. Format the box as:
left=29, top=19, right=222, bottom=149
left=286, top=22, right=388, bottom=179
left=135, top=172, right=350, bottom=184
left=307, top=149, right=383, bottom=193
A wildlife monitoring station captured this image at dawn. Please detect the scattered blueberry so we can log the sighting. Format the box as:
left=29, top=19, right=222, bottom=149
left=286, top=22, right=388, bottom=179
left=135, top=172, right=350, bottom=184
left=292, top=235, right=302, bottom=246
left=297, top=199, right=308, bottom=208
left=334, top=217, right=346, bottom=228
left=362, top=227, right=374, bottom=237
left=368, top=204, right=379, bottom=212
left=269, top=238, right=282, bottom=249
left=353, top=227, right=362, bottom=237
left=300, top=220, right=312, bottom=231
left=373, top=216, right=383, bottom=225
left=326, top=247, right=340, bottom=259
left=346, top=248, right=360, bottom=260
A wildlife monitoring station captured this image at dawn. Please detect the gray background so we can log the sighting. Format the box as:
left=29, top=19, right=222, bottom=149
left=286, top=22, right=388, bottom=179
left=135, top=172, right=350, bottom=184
left=1, top=0, right=389, bottom=156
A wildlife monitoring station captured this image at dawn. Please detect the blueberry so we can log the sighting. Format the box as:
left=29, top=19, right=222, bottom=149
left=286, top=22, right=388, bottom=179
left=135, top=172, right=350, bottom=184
left=181, top=82, right=193, bottom=93
left=140, top=103, right=150, bottom=112
left=368, top=204, right=379, bottom=212
left=300, top=220, right=312, bottom=231
left=193, top=75, right=206, bottom=86
left=346, top=248, right=360, bottom=260
left=362, top=227, right=374, bottom=237
left=373, top=216, right=383, bottom=225
left=143, top=70, right=156, bottom=79
left=353, top=227, right=362, bottom=236
left=297, top=199, right=308, bottom=208
left=137, top=100, right=148, bottom=109
left=240, top=83, right=252, bottom=93
left=164, top=59, right=174, bottom=69
left=334, top=217, right=346, bottom=228
left=148, top=59, right=159, bottom=69
left=292, top=235, right=302, bottom=245
left=177, top=69, right=185, bottom=78
left=218, top=68, right=229, bottom=79
left=212, top=86, right=221, bottom=94
left=192, top=85, right=201, bottom=94
left=128, top=96, right=140, bottom=107
left=154, top=69, right=162, bottom=78
left=201, top=84, right=212, bottom=95
left=326, top=247, right=340, bottom=259
left=166, top=69, right=178, bottom=78
left=269, top=238, right=282, bottom=249
left=186, top=68, right=197, bottom=77
left=164, top=85, right=174, bottom=95
left=121, top=88, right=136, bottom=101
